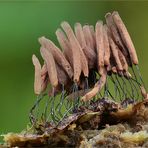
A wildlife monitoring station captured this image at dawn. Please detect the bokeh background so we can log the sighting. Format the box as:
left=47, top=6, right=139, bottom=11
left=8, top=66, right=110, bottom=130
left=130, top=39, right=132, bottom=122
left=0, top=1, right=148, bottom=142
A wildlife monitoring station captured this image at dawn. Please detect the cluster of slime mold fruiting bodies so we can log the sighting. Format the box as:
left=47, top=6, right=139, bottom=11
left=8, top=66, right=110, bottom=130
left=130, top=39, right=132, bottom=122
left=30, top=11, right=147, bottom=127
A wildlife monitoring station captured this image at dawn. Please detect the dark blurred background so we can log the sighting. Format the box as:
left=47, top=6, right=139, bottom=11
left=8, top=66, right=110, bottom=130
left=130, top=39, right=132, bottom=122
left=0, top=1, right=148, bottom=141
